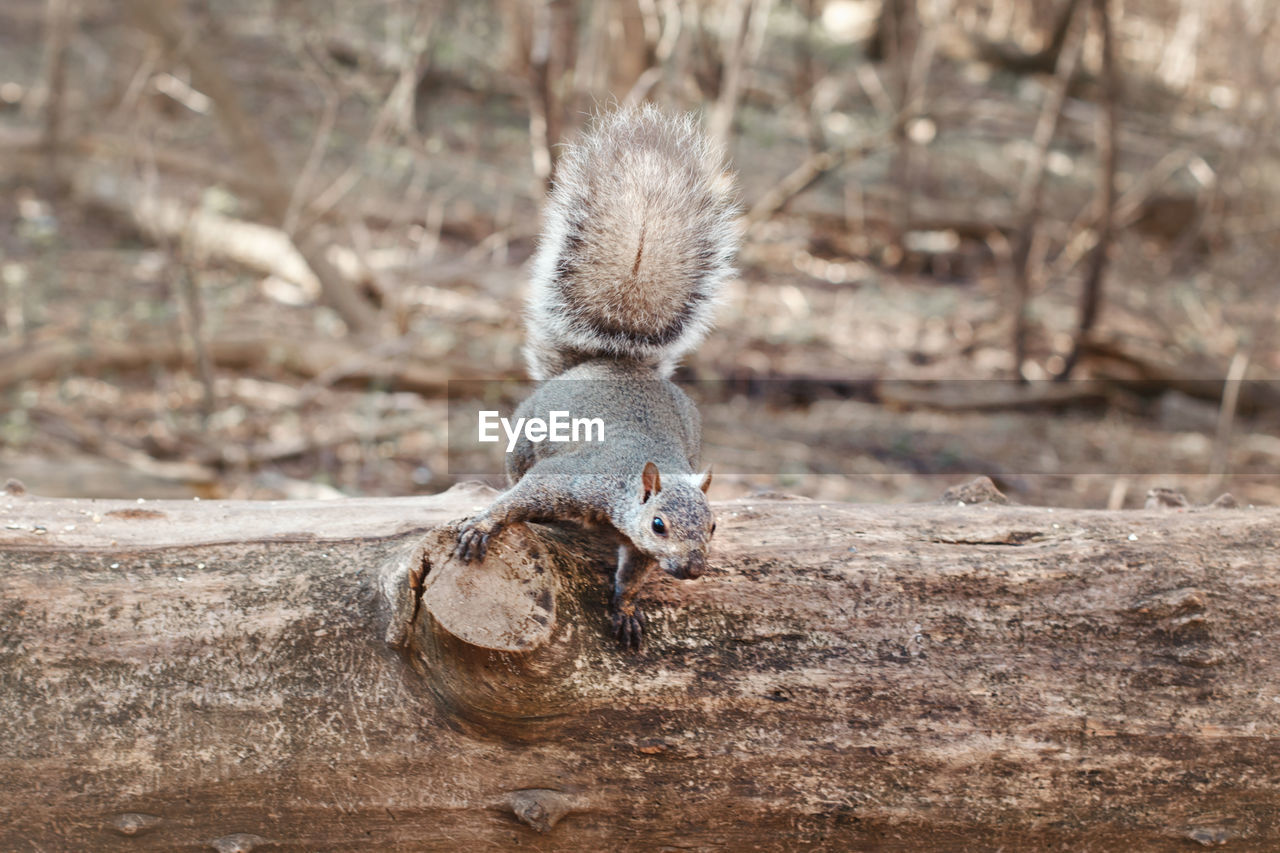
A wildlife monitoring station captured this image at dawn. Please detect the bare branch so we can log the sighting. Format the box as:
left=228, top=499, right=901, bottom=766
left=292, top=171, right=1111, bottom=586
left=39, top=0, right=75, bottom=187
left=0, top=333, right=473, bottom=397
left=1054, top=0, right=1118, bottom=381
left=707, top=0, right=755, bottom=148
left=1210, top=348, right=1251, bottom=486
left=1007, top=0, right=1088, bottom=378
left=744, top=133, right=890, bottom=232
left=125, top=0, right=383, bottom=336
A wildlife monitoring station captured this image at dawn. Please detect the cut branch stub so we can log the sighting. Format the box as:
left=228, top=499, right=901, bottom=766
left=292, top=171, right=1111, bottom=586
left=423, top=524, right=557, bottom=652
left=385, top=523, right=609, bottom=737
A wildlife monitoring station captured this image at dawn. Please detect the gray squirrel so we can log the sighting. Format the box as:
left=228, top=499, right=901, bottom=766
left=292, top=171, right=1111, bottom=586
left=454, top=105, right=741, bottom=649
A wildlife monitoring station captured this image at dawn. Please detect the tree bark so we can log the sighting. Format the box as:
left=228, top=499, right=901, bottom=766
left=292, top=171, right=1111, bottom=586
left=1, top=482, right=1278, bottom=850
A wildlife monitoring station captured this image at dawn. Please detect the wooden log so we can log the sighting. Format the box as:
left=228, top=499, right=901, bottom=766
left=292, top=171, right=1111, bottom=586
left=0, top=334, right=462, bottom=396
left=1, top=480, right=1278, bottom=850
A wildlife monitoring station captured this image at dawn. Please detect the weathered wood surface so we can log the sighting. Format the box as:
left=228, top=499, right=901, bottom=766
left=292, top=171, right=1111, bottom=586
left=1, top=481, right=1278, bottom=851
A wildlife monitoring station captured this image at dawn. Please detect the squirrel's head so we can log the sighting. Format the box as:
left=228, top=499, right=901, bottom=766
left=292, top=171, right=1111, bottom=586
left=629, top=462, right=715, bottom=580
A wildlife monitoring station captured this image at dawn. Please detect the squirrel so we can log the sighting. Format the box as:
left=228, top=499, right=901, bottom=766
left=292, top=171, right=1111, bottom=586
left=454, top=105, right=741, bottom=650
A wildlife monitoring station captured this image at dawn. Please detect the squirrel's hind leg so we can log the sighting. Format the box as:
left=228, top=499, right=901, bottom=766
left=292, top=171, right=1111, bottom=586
left=611, top=542, right=655, bottom=650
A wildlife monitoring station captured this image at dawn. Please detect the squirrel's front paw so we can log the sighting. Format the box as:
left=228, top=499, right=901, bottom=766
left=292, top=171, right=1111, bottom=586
left=454, top=515, right=500, bottom=562
left=611, top=605, right=646, bottom=651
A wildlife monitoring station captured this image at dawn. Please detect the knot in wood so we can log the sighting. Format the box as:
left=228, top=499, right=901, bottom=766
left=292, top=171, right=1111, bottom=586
left=507, top=789, right=578, bottom=833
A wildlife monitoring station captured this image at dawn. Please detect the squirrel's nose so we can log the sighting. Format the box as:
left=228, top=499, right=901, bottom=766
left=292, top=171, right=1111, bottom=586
left=662, top=555, right=705, bottom=579
left=683, top=555, right=704, bottom=579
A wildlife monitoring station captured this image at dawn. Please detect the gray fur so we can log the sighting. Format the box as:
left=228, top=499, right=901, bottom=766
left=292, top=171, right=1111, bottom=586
left=457, top=108, right=733, bottom=649
left=524, top=105, right=741, bottom=380
left=456, top=360, right=712, bottom=585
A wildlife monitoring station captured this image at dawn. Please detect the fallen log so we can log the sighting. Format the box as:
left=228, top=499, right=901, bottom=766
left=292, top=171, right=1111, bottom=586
left=0, top=333, right=464, bottom=396
left=1077, top=339, right=1280, bottom=414
left=1, top=480, right=1277, bottom=850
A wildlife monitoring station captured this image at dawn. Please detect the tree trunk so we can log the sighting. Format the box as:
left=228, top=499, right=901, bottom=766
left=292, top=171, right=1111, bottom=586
left=1, top=481, right=1277, bottom=850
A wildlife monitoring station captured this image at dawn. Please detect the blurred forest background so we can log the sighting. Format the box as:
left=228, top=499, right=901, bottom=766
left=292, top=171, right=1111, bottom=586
left=0, top=0, right=1277, bottom=507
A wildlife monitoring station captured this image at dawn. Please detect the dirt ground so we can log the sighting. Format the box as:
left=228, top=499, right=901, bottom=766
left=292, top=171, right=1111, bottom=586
left=1, top=1, right=1277, bottom=509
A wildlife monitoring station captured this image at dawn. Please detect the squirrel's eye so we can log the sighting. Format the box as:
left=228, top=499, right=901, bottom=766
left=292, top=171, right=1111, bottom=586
left=652, top=517, right=666, bottom=535
left=711, top=522, right=717, bottom=535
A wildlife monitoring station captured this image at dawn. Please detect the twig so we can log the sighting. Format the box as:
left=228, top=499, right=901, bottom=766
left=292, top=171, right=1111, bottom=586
left=623, top=0, right=684, bottom=113
left=28, top=405, right=219, bottom=486
left=876, top=379, right=1109, bottom=412
left=744, top=134, right=889, bottom=232
left=972, top=0, right=1086, bottom=75
left=894, top=5, right=941, bottom=250
left=1106, top=478, right=1129, bottom=510
left=78, top=171, right=337, bottom=295
left=652, top=0, right=683, bottom=65
left=293, top=334, right=419, bottom=405
left=1054, top=0, right=1118, bottom=381
left=125, top=0, right=383, bottom=336
left=107, top=43, right=160, bottom=122
left=1210, top=348, right=1251, bottom=486
left=1069, top=339, right=1280, bottom=413
left=284, top=57, right=342, bottom=237
left=853, top=62, right=895, bottom=118
left=378, top=5, right=434, bottom=141
left=204, top=413, right=441, bottom=468
left=1045, top=149, right=1197, bottom=282
left=707, top=0, right=754, bottom=148
left=794, top=0, right=827, bottom=152
left=40, top=0, right=74, bottom=187
left=290, top=12, right=436, bottom=239
left=1008, top=0, right=1087, bottom=378
left=175, top=262, right=217, bottom=423
left=528, top=0, right=558, bottom=191
left=0, top=333, right=482, bottom=397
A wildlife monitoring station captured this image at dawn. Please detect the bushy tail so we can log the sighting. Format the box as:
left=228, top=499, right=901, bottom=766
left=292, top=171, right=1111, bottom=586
left=524, top=106, right=741, bottom=380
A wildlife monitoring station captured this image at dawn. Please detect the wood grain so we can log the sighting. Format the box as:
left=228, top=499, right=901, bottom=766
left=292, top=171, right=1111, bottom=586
left=1, top=483, right=1277, bottom=850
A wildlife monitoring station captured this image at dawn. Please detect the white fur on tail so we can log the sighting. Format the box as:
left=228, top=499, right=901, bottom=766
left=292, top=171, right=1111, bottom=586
left=524, top=106, right=741, bottom=380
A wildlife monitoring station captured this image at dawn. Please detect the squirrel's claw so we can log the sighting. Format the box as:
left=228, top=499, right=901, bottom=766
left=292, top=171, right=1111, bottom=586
left=455, top=517, right=497, bottom=562
left=612, top=606, right=645, bottom=651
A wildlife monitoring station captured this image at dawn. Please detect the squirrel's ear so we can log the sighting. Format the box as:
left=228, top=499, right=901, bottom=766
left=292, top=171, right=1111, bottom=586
left=698, top=467, right=713, bottom=494
left=641, top=461, right=662, bottom=502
